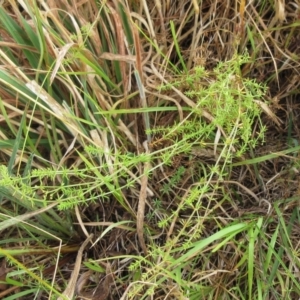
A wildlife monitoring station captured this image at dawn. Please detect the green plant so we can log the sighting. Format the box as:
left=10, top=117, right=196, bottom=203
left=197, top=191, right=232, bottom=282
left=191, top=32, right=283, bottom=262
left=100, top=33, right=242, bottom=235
left=1, top=0, right=300, bottom=299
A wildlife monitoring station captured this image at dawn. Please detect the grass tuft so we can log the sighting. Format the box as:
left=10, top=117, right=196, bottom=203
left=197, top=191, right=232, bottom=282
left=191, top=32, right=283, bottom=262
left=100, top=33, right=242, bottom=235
left=0, top=0, right=300, bottom=299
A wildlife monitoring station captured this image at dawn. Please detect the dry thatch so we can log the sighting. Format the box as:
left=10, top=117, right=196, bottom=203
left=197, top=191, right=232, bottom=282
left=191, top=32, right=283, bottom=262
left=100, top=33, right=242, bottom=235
left=0, top=0, right=300, bottom=299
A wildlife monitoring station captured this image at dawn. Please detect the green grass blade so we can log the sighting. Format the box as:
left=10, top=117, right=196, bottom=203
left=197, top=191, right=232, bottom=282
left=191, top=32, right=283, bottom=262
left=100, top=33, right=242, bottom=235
left=170, top=21, right=187, bottom=73
left=7, top=106, right=28, bottom=175
left=174, top=222, right=250, bottom=264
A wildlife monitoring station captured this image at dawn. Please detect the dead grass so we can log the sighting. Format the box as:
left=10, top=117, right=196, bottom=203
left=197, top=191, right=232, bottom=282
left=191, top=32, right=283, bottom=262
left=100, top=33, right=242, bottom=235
left=0, top=0, right=300, bottom=299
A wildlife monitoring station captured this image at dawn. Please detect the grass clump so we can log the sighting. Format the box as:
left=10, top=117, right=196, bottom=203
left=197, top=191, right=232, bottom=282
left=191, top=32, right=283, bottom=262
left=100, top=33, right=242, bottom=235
left=0, top=0, right=300, bottom=299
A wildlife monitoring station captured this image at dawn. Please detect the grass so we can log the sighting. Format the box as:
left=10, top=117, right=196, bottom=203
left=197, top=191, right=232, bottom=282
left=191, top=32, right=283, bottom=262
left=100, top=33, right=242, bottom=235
left=0, top=0, right=300, bottom=299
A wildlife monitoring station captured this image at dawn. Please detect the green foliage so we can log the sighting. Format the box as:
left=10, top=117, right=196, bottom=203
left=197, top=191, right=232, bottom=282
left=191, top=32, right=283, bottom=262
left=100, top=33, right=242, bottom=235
left=0, top=0, right=299, bottom=298
left=157, top=53, right=267, bottom=159
left=0, top=50, right=271, bottom=298
left=161, top=166, right=186, bottom=194
left=121, top=52, right=271, bottom=298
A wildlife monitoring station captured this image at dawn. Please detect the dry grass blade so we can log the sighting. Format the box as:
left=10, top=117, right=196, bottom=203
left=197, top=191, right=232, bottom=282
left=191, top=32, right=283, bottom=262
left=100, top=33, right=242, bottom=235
left=99, top=52, right=136, bottom=62
left=274, top=0, right=286, bottom=23
left=50, top=42, right=75, bottom=85
left=75, top=270, right=93, bottom=299
left=108, top=3, right=128, bottom=98
left=254, top=99, right=283, bottom=126
left=75, top=205, right=90, bottom=239
left=137, top=141, right=151, bottom=256
left=58, top=234, right=94, bottom=300
left=77, top=263, right=114, bottom=300
left=25, top=81, right=77, bottom=128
